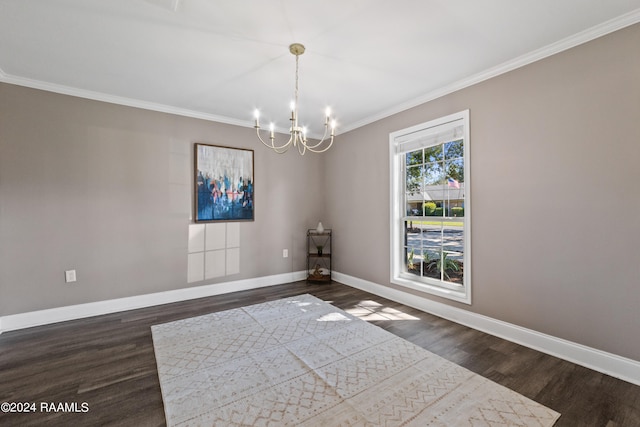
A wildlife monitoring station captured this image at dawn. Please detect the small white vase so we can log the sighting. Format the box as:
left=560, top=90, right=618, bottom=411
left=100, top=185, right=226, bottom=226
left=316, top=222, right=325, bottom=233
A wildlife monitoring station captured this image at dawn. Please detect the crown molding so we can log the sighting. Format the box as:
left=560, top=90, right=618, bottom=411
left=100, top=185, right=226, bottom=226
left=0, top=72, right=330, bottom=139
left=0, top=71, right=254, bottom=129
left=1, top=9, right=638, bottom=136
left=340, top=8, right=640, bottom=134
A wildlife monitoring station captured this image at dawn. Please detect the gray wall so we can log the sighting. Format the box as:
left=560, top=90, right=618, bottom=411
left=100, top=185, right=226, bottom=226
left=0, top=84, right=324, bottom=315
left=324, top=23, right=640, bottom=361
left=1, top=23, right=639, bottom=363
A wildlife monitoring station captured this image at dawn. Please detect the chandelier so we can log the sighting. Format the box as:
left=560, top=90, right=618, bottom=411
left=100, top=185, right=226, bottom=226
left=253, top=43, right=336, bottom=155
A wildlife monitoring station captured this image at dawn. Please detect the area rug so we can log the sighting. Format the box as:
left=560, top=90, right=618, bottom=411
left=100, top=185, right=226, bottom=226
left=151, top=294, right=560, bottom=426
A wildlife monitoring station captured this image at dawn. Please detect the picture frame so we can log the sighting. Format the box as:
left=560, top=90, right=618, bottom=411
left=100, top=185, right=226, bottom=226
left=194, top=143, right=254, bottom=222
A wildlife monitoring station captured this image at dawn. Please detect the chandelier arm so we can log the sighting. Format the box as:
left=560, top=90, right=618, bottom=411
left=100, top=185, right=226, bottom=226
left=256, top=128, right=280, bottom=149
left=304, top=135, right=334, bottom=153
left=256, top=127, right=294, bottom=152
left=255, top=128, right=274, bottom=148
left=302, top=125, right=331, bottom=150
left=274, top=144, right=291, bottom=154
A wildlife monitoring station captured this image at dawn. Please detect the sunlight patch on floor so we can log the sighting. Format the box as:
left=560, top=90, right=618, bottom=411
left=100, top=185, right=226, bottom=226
left=346, top=300, right=419, bottom=321
left=316, top=312, right=351, bottom=322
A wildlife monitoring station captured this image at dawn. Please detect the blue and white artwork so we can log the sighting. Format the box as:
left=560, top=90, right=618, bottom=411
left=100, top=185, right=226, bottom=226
left=195, top=144, right=254, bottom=221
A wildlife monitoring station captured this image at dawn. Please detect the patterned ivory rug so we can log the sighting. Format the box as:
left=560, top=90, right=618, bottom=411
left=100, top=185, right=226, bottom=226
left=151, top=294, right=560, bottom=426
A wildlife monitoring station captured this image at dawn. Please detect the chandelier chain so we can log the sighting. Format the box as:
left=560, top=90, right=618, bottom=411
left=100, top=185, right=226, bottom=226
left=294, top=53, right=299, bottom=115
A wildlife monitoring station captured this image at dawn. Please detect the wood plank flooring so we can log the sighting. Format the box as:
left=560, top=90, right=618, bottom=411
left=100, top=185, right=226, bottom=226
left=1, top=281, right=639, bottom=426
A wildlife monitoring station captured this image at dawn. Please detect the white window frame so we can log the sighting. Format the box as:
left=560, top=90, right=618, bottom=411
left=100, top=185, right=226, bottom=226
left=389, top=110, right=471, bottom=304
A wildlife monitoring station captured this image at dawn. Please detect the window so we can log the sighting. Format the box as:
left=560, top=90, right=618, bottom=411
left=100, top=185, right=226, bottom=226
left=389, top=110, right=471, bottom=304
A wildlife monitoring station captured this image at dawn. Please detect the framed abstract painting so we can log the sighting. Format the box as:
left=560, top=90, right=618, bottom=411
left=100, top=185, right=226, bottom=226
left=194, top=143, right=254, bottom=222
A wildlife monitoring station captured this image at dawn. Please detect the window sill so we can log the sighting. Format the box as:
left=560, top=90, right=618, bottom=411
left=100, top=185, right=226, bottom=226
left=391, top=275, right=471, bottom=305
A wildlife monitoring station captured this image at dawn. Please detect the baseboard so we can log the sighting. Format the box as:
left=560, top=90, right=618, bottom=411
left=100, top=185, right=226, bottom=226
left=0, top=270, right=306, bottom=334
left=4, top=270, right=638, bottom=387
left=333, top=271, right=640, bottom=387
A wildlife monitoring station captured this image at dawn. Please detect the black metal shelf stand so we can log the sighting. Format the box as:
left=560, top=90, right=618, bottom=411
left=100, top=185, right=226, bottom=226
left=307, top=229, right=332, bottom=283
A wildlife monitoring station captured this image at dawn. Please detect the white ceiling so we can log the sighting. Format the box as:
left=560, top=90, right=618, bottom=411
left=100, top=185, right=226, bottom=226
left=1, top=0, right=639, bottom=136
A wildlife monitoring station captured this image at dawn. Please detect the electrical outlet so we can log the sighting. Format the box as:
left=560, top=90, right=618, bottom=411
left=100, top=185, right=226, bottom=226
left=65, top=270, right=77, bottom=283
left=283, top=249, right=289, bottom=258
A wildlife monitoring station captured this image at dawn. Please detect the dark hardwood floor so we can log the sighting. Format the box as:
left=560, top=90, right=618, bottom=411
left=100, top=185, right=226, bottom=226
left=1, top=281, right=639, bottom=426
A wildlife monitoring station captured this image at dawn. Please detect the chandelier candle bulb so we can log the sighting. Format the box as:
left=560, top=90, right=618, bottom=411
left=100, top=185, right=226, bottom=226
left=254, top=110, right=260, bottom=128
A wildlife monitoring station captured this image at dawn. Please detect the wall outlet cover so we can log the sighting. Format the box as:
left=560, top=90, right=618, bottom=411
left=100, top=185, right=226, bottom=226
left=65, top=270, right=77, bottom=283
